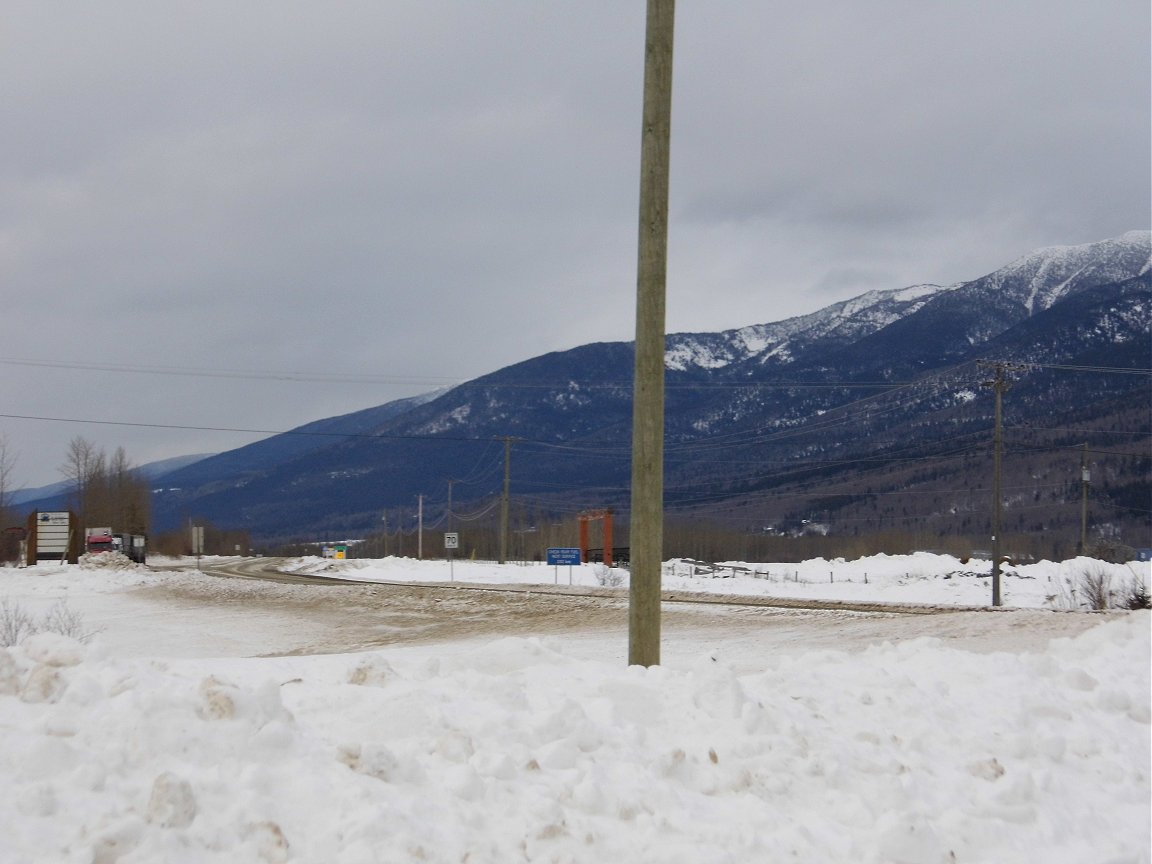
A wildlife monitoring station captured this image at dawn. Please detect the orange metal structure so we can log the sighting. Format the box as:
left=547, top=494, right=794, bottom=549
left=578, top=508, right=614, bottom=567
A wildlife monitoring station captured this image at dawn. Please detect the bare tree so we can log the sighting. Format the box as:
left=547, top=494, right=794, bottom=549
left=108, top=446, right=150, bottom=533
left=59, top=437, right=149, bottom=535
left=0, top=434, right=19, bottom=562
left=0, top=433, right=14, bottom=519
left=60, top=435, right=100, bottom=520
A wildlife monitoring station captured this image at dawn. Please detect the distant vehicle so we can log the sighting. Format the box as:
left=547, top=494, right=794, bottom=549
left=85, top=528, right=147, bottom=564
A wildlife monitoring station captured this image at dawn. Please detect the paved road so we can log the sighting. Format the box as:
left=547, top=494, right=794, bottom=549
left=139, top=557, right=1108, bottom=660
left=199, top=556, right=976, bottom=614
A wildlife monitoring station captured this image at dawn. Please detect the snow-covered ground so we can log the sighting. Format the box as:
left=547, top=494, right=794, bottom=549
left=286, top=550, right=1149, bottom=611
left=1, top=553, right=1148, bottom=863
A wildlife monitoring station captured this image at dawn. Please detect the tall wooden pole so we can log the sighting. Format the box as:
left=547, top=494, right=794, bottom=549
left=981, top=361, right=1015, bottom=607
left=629, top=0, right=675, bottom=667
left=1079, top=443, right=1089, bottom=555
left=499, top=437, right=512, bottom=565
left=991, top=374, right=1003, bottom=606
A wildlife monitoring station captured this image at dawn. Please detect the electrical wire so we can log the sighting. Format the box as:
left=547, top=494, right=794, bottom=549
left=0, top=357, right=464, bottom=387
left=6, top=356, right=1146, bottom=528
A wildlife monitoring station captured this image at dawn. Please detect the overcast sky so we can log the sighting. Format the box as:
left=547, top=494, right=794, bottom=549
left=2, top=1, right=1149, bottom=490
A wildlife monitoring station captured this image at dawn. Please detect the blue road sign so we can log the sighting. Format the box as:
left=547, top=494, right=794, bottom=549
left=547, top=547, right=582, bottom=566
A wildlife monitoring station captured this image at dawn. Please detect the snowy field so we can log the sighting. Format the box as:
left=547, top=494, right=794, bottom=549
left=1, top=553, right=1149, bottom=863
left=284, top=551, right=1152, bottom=611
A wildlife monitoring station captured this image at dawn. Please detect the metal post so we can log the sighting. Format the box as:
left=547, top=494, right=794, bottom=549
left=629, top=0, right=675, bottom=667
left=417, top=494, right=423, bottom=560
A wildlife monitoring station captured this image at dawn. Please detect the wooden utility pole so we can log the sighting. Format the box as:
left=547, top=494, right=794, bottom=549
left=499, top=437, right=513, bottom=565
left=991, top=373, right=1003, bottom=607
left=629, top=0, right=675, bottom=667
left=980, top=361, right=1018, bottom=607
left=1079, top=443, right=1090, bottom=555
left=417, top=494, right=424, bottom=560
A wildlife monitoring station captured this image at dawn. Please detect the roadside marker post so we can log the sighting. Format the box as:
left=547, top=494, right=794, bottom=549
left=444, top=532, right=459, bottom=581
left=547, top=547, right=581, bottom=586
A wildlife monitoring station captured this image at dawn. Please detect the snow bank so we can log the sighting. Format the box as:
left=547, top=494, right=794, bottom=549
left=79, top=552, right=148, bottom=571
left=1, top=555, right=1148, bottom=862
left=287, top=552, right=1151, bottom=610
left=1, top=612, right=1148, bottom=863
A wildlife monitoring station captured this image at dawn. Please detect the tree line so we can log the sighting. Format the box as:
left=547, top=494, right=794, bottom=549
left=59, top=436, right=151, bottom=537
left=0, top=434, right=17, bottom=562
left=0, top=436, right=151, bottom=562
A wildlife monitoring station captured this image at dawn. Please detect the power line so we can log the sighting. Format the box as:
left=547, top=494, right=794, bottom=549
left=1007, top=423, right=1152, bottom=439
left=0, top=357, right=463, bottom=387
left=1022, top=361, right=1152, bottom=376
left=5, top=354, right=1147, bottom=386
left=0, top=412, right=478, bottom=443
left=0, top=355, right=921, bottom=391
left=451, top=498, right=503, bottom=522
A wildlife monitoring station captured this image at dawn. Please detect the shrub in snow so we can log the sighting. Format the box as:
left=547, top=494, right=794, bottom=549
left=1078, top=564, right=1113, bottom=611
left=0, top=599, right=93, bottom=647
left=38, top=602, right=92, bottom=643
left=1052, top=562, right=1151, bottom=611
left=593, top=564, right=625, bottom=588
left=0, top=598, right=35, bottom=646
left=589, top=564, right=626, bottom=594
left=1124, top=577, right=1151, bottom=610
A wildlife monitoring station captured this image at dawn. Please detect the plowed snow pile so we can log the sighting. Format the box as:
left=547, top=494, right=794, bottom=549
left=0, top=558, right=1148, bottom=863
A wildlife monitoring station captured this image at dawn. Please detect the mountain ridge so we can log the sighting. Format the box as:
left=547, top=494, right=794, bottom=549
left=24, top=231, right=1147, bottom=550
left=147, top=229, right=1148, bottom=545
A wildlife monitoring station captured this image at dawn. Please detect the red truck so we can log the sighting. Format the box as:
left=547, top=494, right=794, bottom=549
left=85, top=528, right=147, bottom=564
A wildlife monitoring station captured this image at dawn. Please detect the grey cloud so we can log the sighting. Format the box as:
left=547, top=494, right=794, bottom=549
left=0, top=0, right=1147, bottom=487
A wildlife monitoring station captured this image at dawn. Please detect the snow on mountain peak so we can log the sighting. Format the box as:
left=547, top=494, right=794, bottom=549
left=665, top=280, right=952, bottom=372
left=663, top=231, right=1148, bottom=373
left=986, top=230, right=1151, bottom=314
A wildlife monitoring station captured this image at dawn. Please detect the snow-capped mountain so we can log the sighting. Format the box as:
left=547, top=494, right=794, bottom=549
left=665, top=283, right=943, bottom=372
left=140, top=231, right=1150, bottom=545
left=667, top=231, right=1150, bottom=374
left=979, top=230, right=1151, bottom=315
